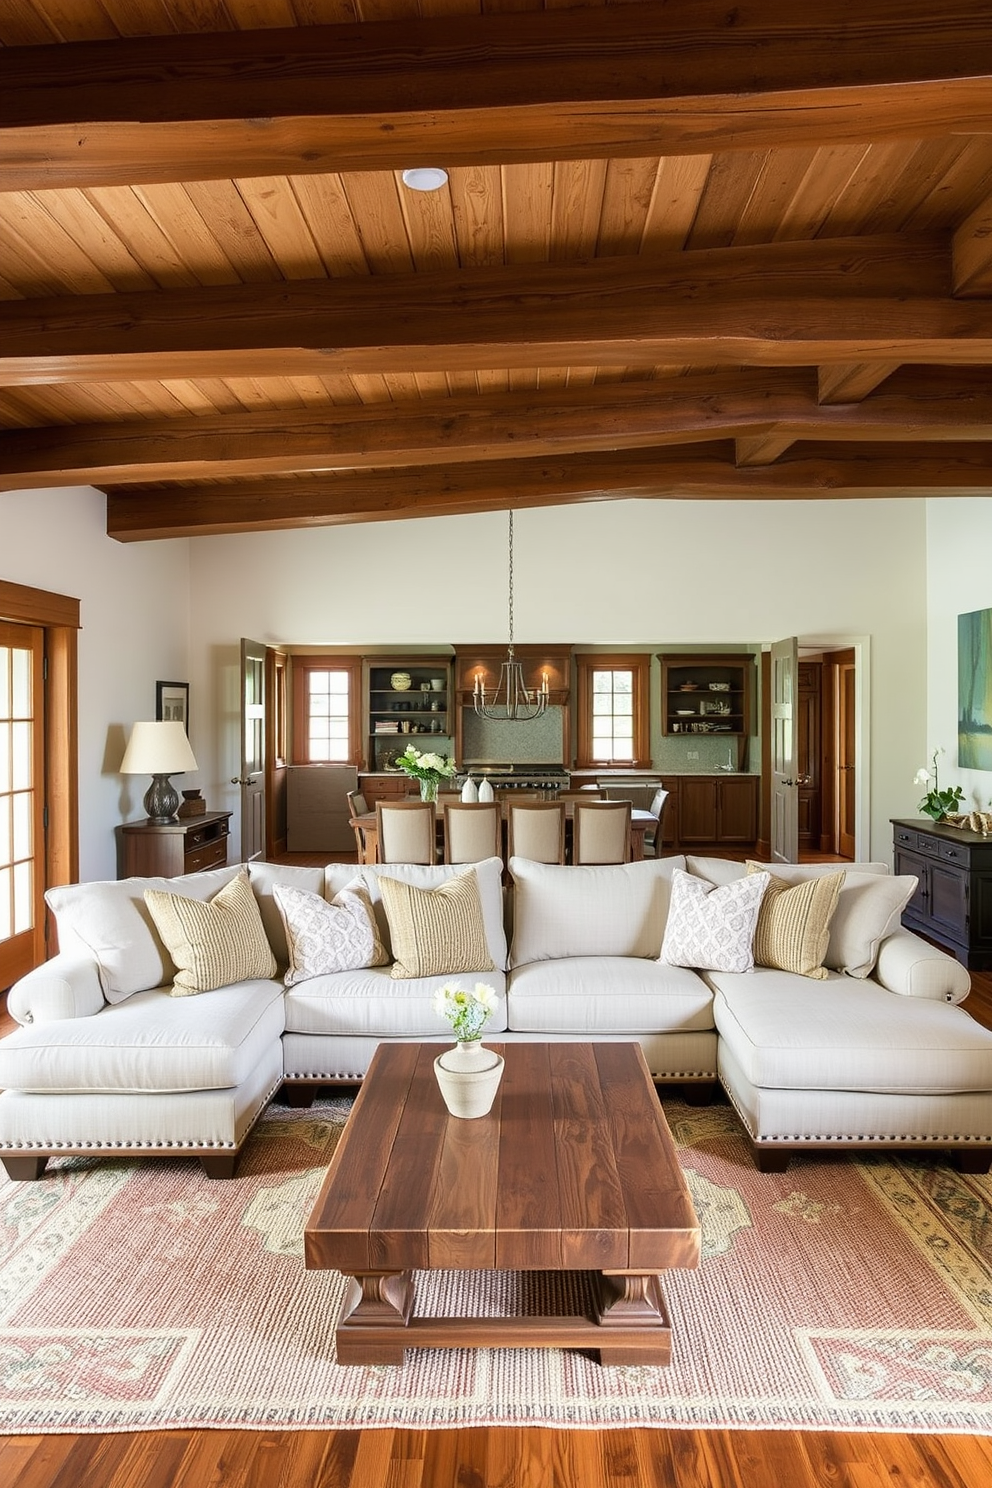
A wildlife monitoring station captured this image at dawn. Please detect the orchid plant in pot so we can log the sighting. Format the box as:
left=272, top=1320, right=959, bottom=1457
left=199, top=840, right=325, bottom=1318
left=432, top=982, right=504, bottom=1118
left=395, top=744, right=455, bottom=802
left=914, top=748, right=964, bottom=823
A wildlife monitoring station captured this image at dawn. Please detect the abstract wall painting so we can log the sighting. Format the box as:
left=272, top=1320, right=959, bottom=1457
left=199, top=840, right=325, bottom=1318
left=958, top=608, right=992, bottom=770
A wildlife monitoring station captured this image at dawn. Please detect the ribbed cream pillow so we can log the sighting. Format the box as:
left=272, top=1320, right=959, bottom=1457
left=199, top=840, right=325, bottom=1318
left=144, top=869, right=277, bottom=996
left=378, top=868, right=495, bottom=980
left=746, top=864, right=845, bottom=980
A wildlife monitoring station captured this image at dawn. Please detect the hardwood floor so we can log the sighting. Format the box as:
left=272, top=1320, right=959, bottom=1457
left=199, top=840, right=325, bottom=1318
left=1, top=905, right=990, bottom=1485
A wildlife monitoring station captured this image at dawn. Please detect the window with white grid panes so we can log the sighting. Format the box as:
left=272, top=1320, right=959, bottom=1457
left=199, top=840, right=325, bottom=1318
left=591, top=668, right=635, bottom=761
left=306, top=669, right=352, bottom=761
left=0, top=623, right=44, bottom=984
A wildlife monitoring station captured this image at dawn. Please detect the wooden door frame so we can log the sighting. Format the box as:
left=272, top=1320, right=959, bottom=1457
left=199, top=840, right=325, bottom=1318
left=0, top=578, right=80, bottom=970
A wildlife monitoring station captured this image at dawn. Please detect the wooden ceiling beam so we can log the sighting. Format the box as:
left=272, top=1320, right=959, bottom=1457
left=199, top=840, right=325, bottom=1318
left=3, top=3, right=992, bottom=190
left=953, top=195, right=992, bottom=296
left=9, top=366, right=992, bottom=491
left=105, top=440, right=992, bottom=541
left=817, top=362, right=903, bottom=404
left=2, top=238, right=988, bottom=389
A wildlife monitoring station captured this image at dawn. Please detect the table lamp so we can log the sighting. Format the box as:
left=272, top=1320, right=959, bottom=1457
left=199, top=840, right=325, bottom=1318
left=120, top=720, right=199, bottom=824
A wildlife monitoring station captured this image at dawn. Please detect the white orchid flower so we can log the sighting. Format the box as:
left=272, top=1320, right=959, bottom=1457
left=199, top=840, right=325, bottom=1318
left=914, top=768, right=932, bottom=786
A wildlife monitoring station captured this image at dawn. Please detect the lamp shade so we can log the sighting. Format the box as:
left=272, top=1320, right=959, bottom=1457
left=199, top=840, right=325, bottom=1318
left=120, top=720, right=198, bottom=775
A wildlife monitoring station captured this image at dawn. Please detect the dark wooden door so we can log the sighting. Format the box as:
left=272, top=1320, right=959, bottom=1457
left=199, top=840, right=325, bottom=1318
left=237, top=638, right=267, bottom=863
left=838, top=660, right=857, bottom=860
left=717, top=777, right=758, bottom=843
left=769, top=636, right=798, bottom=864
left=678, top=779, right=717, bottom=843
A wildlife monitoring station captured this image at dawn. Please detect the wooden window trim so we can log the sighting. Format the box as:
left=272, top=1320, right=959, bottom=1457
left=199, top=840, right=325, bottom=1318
left=291, top=655, right=362, bottom=766
left=575, top=653, right=651, bottom=769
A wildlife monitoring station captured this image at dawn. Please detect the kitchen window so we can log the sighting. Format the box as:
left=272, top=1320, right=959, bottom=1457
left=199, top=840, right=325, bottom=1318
left=292, top=657, right=362, bottom=765
left=575, top=654, right=651, bottom=768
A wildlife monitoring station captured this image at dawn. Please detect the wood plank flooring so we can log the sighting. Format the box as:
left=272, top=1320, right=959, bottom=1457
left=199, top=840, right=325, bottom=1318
left=1, top=893, right=990, bottom=1485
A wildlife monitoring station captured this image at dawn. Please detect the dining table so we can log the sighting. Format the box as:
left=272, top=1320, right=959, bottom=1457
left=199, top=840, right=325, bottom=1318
left=349, top=799, right=655, bottom=865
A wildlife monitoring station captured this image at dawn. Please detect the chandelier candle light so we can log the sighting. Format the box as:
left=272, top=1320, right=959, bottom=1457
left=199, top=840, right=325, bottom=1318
left=432, top=982, right=504, bottom=1118
left=473, top=511, right=550, bottom=723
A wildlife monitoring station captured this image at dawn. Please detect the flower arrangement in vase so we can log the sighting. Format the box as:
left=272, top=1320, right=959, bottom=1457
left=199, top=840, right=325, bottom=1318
left=914, top=748, right=964, bottom=823
left=394, top=744, right=455, bottom=803
left=432, top=982, right=503, bottom=1118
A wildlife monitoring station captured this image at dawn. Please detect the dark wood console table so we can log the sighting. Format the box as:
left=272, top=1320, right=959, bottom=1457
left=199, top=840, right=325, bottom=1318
left=892, top=817, right=992, bottom=969
left=118, top=810, right=231, bottom=879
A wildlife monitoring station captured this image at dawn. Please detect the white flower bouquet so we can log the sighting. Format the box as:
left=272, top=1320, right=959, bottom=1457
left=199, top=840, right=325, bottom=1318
left=433, top=981, right=498, bottom=1043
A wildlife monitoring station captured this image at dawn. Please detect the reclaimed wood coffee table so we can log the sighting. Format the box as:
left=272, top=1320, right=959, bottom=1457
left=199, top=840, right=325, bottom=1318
left=304, top=1041, right=700, bottom=1366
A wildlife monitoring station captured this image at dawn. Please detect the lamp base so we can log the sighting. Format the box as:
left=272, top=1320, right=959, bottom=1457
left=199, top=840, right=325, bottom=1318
left=143, top=774, right=180, bottom=824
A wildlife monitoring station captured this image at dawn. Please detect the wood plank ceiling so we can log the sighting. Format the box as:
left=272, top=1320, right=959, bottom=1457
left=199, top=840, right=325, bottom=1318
left=2, top=0, right=992, bottom=540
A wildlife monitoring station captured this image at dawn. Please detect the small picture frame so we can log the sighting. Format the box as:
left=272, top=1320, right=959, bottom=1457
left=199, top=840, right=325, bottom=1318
left=156, top=680, right=190, bottom=733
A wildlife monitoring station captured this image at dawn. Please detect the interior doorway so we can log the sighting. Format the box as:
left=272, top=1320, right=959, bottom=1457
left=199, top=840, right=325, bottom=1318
left=798, top=643, right=863, bottom=861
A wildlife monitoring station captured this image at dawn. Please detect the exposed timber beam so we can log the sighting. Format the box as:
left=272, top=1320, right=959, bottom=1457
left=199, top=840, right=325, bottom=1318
left=9, top=366, right=992, bottom=491
left=3, top=3, right=992, bottom=191
left=817, top=362, right=902, bottom=404
left=105, top=441, right=992, bottom=541
left=953, top=195, right=992, bottom=296
left=2, top=238, right=988, bottom=390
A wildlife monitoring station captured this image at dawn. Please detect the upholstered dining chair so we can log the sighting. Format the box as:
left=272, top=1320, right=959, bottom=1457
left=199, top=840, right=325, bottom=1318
left=442, top=802, right=502, bottom=864
left=645, top=787, right=670, bottom=857
left=571, top=799, right=632, bottom=865
left=374, top=800, right=437, bottom=864
left=346, top=789, right=371, bottom=862
left=506, top=801, right=566, bottom=864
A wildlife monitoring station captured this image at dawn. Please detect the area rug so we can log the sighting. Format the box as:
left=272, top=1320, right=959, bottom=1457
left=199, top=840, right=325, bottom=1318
left=0, top=1096, right=990, bottom=1435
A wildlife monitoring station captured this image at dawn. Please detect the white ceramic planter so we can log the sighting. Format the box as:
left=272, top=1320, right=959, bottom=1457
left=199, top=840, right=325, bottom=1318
left=433, top=1040, right=504, bottom=1119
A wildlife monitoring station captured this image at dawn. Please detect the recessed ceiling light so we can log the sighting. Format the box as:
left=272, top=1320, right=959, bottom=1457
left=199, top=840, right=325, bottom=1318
left=401, top=167, right=449, bottom=192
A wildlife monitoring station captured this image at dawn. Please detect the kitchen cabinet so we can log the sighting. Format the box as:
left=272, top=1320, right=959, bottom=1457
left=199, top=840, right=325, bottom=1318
left=364, top=656, right=453, bottom=772
left=677, top=775, right=758, bottom=848
left=892, top=818, right=992, bottom=968
left=359, top=773, right=415, bottom=808
left=118, top=811, right=231, bottom=879
left=658, top=653, right=754, bottom=771
left=286, top=765, right=357, bottom=852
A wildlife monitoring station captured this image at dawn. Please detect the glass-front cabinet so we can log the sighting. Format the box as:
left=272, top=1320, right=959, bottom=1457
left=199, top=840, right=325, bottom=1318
left=364, top=656, right=454, bottom=771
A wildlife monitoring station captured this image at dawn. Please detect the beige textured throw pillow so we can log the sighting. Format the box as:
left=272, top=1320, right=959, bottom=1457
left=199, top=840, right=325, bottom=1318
left=273, top=880, right=388, bottom=985
left=746, top=863, right=845, bottom=980
left=144, top=869, right=277, bottom=996
left=378, top=868, right=496, bottom=980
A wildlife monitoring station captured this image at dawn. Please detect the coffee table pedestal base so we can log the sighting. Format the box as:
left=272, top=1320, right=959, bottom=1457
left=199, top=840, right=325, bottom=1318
left=334, top=1268, right=673, bottom=1367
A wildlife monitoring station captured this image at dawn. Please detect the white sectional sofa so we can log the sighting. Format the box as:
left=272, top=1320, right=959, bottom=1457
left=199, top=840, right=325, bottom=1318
left=1, top=853, right=989, bottom=1180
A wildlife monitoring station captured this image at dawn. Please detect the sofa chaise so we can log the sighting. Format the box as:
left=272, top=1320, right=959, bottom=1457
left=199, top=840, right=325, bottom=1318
left=1, top=852, right=989, bottom=1180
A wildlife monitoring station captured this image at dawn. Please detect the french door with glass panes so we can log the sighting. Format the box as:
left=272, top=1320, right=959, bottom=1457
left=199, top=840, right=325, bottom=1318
left=0, top=622, right=46, bottom=989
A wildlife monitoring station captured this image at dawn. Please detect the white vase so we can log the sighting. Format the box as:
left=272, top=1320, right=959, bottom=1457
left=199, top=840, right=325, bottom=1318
left=434, top=1040, right=504, bottom=1119
left=477, top=778, right=494, bottom=803
left=461, top=777, right=478, bottom=802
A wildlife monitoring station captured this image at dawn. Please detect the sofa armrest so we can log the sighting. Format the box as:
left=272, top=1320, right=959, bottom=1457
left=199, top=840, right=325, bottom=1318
left=872, top=929, right=971, bottom=1004
left=6, top=955, right=106, bottom=1025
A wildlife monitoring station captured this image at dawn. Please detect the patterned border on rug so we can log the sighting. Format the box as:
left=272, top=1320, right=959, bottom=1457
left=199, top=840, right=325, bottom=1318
left=0, top=1097, right=989, bottom=1435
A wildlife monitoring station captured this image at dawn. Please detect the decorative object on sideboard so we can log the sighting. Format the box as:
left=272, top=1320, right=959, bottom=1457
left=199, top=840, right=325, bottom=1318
left=914, top=747, right=964, bottom=823
left=178, top=789, right=206, bottom=818
left=432, top=982, right=504, bottom=1118
left=120, top=720, right=199, bottom=824
left=473, top=511, right=550, bottom=723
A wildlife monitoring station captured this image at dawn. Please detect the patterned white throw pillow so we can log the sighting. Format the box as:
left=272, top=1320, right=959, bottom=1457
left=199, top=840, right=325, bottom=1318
left=659, top=868, right=770, bottom=973
left=273, top=881, right=388, bottom=986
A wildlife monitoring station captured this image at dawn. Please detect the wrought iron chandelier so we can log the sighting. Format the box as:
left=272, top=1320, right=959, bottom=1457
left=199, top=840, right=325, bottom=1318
left=473, top=511, right=549, bottom=722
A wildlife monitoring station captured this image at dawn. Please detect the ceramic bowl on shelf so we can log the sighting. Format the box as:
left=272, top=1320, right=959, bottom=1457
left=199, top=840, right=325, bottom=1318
left=678, top=683, right=698, bottom=692
left=390, top=671, right=412, bottom=691
left=676, top=709, right=694, bottom=716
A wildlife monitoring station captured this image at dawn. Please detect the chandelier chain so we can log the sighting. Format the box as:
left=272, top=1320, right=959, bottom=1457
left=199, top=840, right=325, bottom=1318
left=507, top=511, right=515, bottom=648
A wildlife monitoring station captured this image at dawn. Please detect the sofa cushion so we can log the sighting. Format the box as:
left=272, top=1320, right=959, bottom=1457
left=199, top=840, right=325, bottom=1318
left=144, top=869, right=278, bottom=996
left=283, top=966, right=508, bottom=1037
left=508, top=856, right=685, bottom=968
left=660, top=868, right=769, bottom=974
left=248, top=861, right=325, bottom=966
left=45, top=864, right=242, bottom=1004
left=745, top=862, right=916, bottom=978
left=0, top=979, right=286, bottom=1094
left=873, top=928, right=972, bottom=1004
left=274, top=881, right=387, bottom=985
left=325, top=858, right=508, bottom=973
left=747, top=866, right=845, bottom=980
left=687, top=857, right=889, bottom=886
left=506, top=957, right=713, bottom=1034
left=379, top=868, right=495, bottom=979
left=711, top=969, right=992, bottom=1094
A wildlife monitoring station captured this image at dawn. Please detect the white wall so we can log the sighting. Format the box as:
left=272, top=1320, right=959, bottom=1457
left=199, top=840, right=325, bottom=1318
left=2, top=486, right=191, bottom=881
left=189, top=499, right=930, bottom=860
left=926, top=497, right=992, bottom=813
